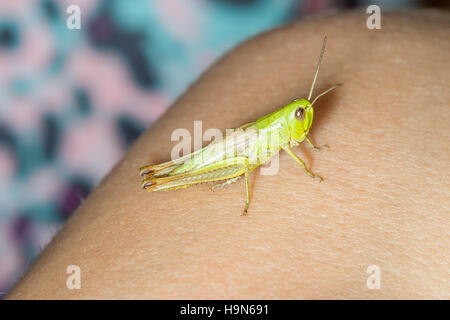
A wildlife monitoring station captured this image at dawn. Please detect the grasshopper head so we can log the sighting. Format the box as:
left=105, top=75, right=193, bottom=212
left=282, top=37, right=341, bottom=144
left=284, top=99, right=313, bottom=142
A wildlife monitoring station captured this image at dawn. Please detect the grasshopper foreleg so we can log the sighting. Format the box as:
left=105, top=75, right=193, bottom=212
left=282, top=145, right=323, bottom=182
left=305, top=136, right=329, bottom=151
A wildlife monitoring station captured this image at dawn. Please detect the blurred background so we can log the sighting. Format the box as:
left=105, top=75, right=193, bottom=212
left=0, top=0, right=447, bottom=297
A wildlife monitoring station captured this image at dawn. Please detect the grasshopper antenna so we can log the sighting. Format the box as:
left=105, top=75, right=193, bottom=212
left=310, top=83, right=342, bottom=107
left=308, top=36, right=327, bottom=101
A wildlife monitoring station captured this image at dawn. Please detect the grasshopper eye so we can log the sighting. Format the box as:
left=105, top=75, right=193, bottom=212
left=295, top=108, right=305, bottom=121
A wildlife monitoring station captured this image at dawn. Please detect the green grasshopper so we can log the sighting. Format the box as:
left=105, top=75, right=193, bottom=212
left=140, top=37, right=341, bottom=215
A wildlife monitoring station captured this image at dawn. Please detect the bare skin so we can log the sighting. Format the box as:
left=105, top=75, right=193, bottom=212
left=7, top=10, right=449, bottom=299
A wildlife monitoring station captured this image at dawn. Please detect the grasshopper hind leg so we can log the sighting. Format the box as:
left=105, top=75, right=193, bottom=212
left=209, top=158, right=251, bottom=216
left=242, top=166, right=250, bottom=216
left=210, top=176, right=241, bottom=191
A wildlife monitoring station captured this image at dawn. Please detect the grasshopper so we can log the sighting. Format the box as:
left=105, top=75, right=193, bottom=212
left=140, top=37, right=341, bottom=215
